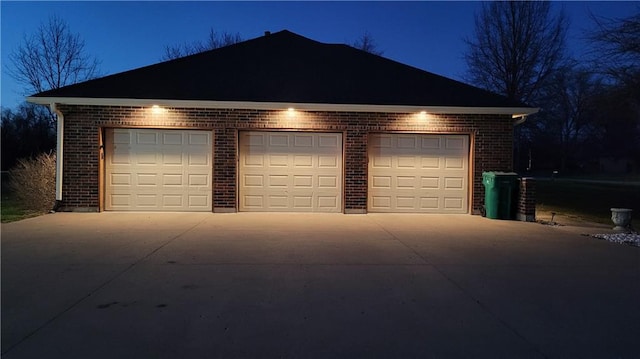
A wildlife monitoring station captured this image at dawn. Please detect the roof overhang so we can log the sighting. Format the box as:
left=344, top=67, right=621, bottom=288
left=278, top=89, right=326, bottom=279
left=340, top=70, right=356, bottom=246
left=27, top=97, right=539, bottom=118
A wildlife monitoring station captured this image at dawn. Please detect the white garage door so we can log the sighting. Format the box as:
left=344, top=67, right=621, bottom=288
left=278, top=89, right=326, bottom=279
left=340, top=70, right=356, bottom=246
left=239, top=131, right=342, bottom=212
left=105, top=128, right=212, bottom=211
left=368, top=133, right=469, bottom=213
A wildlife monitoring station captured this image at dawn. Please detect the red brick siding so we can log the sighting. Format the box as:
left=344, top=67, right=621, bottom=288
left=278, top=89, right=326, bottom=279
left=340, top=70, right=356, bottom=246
left=56, top=105, right=514, bottom=213
left=517, top=177, right=536, bottom=221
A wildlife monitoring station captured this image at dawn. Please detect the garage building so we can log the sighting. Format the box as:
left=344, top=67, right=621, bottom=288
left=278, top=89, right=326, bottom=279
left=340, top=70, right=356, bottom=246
left=28, top=30, right=537, bottom=214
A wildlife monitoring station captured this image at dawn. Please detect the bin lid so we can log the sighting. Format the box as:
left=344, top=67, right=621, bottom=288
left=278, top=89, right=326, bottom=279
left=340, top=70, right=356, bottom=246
left=482, top=171, right=518, bottom=177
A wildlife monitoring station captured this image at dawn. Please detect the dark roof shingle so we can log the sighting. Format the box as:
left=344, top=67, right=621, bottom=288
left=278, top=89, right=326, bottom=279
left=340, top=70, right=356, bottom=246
left=32, top=30, right=528, bottom=108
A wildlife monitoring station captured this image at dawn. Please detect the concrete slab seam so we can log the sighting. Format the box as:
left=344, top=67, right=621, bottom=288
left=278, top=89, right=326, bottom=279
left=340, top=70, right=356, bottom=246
left=365, top=216, right=550, bottom=359
left=0, top=216, right=209, bottom=356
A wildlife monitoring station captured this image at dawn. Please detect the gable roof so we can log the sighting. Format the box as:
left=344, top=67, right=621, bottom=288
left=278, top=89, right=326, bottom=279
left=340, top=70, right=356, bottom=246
left=29, top=30, right=535, bottom=115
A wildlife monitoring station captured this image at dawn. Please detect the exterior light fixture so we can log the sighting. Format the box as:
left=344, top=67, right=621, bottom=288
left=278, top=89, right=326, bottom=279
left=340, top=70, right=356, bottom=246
left=287, top=108, right=295, bottom=117
left=418, top=111, right=427, bottom=120
left=151, top=105, right=164, bottom=115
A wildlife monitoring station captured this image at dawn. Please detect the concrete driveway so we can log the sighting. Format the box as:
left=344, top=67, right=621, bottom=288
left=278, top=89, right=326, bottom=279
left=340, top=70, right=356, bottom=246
left=2, top=213, right=639, bottom=358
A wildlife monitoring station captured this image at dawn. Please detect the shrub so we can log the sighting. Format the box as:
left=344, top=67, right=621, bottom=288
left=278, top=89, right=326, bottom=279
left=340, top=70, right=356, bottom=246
left=8, top=152, right=56, bottom=212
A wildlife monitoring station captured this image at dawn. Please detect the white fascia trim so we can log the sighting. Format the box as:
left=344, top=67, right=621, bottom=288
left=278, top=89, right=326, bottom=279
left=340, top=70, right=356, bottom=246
left=27, top=97, right=539, bottom=116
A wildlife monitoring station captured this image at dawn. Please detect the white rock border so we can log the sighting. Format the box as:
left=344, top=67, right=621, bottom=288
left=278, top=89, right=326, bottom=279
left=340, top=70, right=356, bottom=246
left=592, top=233, right=640, bottom=247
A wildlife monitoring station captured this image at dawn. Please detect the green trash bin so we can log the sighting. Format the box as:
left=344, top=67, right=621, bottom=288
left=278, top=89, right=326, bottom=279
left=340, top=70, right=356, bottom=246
left=482, top=172, right=519, bottom=219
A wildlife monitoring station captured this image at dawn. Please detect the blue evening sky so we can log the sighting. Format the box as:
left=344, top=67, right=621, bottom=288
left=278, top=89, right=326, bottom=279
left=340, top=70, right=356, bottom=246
left=1, top=1, right=637, bottom=109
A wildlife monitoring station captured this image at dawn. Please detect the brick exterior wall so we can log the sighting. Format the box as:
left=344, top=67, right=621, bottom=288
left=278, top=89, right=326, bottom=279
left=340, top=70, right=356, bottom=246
left=56, top=105, right=514, bottom=213
left=517, top=177, right=536, bottom=222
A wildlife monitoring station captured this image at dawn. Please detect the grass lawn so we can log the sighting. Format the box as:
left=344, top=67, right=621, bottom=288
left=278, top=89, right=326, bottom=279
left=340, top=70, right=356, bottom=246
left=1, top=194, right=46, bottom=223
left=536, top=178, right=640, bottom=229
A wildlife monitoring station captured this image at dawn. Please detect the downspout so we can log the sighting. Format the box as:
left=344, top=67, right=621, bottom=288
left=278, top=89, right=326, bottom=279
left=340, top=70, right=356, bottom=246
left=50, top=103, right=64, bottom=206
left=513, top=114, right=528, bottom=126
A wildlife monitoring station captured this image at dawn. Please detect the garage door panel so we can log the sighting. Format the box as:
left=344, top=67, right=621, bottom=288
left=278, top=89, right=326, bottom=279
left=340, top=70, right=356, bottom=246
left=163, top=174, right=183, bottom=186
left=294, top=155, right=313, bottom=167
left=318, top=135, right=339, bottom=148
left=420, top=197, right=439, bottom=210
left=421, top=157, right=439, bottom=169
left=105, top=129, right=212, bottom=211
left=268, top=195, right=289, bottom=208
left=397, top=156, right=417, bottom=168
left=110, top=173, right=132, bottom=186
left=372, top=176, right=391, bottom=189
left=268, top=175, right=288, bottom=188
left=188, top=174, right=209, bottom=186
left=239, top=131, right=342, bottom=212
left=137, top=173, right=158, bottom=186
left=318, top=155, right=338, bottom=168
left=421, top=136, right=441, bottom=149
left=269, top=134, right=289, bottom=147
left=372, top=156, right=392, bottom=168
left=369, top=133, right=468, bottom=213
left=162, top=151, right=182, bottom=165
left=188, top=153, right=209, bottom=165
left=113, top=131, right=132, bottom=144
left=189, top=133, right=209, bottom=145
left=162, top=133, right=182, bottom=145
left=396, top=176, right=417, bottom=189
left=244, top=154, right=264, bottom=167
left=294, top=134, right=313, bottom=147
left=444, top=177, right=465, bottom=190
left=160, top=194, right=183, bottom=207
left=397, top=135, right=418, bottom=149
left=371, top=196, right=391, bottom=210
left=421, top=177, right=439, bottom=189
left=110, top=194, right=130, bottom=207
left=243, top=195, right=263, bottom=208
left=243, top=174, right=264, bottom=187
left=188, top=195, right=209, bottom=208
left=293, top=176, right=313, bottom=188
left=136, top=132, right=158, bottom=145
left=269, top=155, right=288, bottom=167
left=293, top=196, right=313, bottom=209
left=446, top=137, right=466, bottom=150
left=371, top=134, right=392, bottom=148
left=445, top=157, right=464, bottom=169
left=444, top=197, right=464, bottom=210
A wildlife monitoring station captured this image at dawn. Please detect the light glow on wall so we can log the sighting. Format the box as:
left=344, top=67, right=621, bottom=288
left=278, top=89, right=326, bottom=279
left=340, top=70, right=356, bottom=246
left=151, top=105, right=166, bottom=115
left=287, top=107, right=296, bottom=117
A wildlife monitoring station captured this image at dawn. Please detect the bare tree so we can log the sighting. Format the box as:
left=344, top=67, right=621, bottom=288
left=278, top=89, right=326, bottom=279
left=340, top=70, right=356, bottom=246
left=352, top=32, right=384, bottom=55
left=587, top=9, right=640, bottom=92
left=8, top=15, right=100, bottom=96
left=464, top=1, right=568, bottom=104
left=1, top=103, right=56, bottom=170
left=533, top=64, right=601, bottom=170
left=162, top=29, right=242, bottom=60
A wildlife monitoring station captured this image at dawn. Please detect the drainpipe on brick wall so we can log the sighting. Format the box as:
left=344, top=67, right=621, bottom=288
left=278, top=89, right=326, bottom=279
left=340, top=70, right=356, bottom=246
left=50, top=103, right=64, bottom=205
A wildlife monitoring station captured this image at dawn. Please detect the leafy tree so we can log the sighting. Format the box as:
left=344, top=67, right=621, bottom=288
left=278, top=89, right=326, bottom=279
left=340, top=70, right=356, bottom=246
left=162, top=29, right=242, bottom=60
left=464, top=1, right=568, bottom=104
left=352, top=32, right=384, bottom=55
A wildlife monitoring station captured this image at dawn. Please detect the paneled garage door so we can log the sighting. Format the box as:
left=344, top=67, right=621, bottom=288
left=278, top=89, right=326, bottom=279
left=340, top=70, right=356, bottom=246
left=239, top=131, right=342, bottom=212
left=368, top=133, right=469, bottom=213
left=105, top=129, right=212, bottom=211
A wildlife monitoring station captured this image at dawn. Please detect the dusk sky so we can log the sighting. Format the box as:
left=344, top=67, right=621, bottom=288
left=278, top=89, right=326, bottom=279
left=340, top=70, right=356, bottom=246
left=1, top=1, right=638, bottom=110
